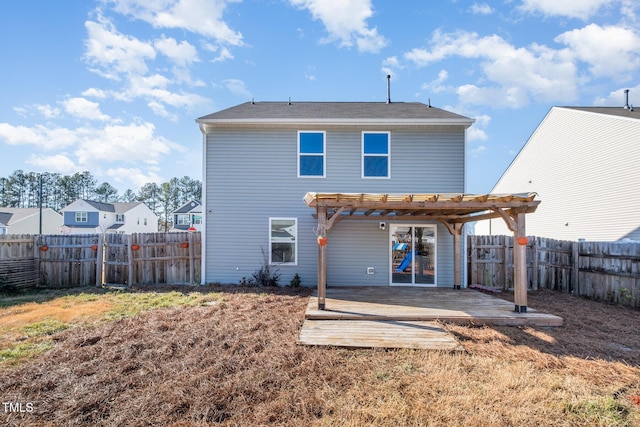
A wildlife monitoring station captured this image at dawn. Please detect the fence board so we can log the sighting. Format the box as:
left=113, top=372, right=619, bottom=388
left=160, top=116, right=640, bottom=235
left=468, top=235, right=640, bottom=308
left=0, top=232, right=201, bottom=290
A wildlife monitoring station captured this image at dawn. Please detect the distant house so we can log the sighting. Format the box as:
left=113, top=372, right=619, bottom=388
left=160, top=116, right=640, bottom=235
left=196, top=100, right=539, bottom=314
left=60, top=200, right=158, bottom=234
left=0, top=208, right=63, bottom=235
left=474, top=106, right=640, bottom=242
left=170, top=200, right=202, bottom=232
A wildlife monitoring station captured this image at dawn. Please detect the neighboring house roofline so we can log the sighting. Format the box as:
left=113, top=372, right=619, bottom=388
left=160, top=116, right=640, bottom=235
left=559, top=106, right=640, bottom=121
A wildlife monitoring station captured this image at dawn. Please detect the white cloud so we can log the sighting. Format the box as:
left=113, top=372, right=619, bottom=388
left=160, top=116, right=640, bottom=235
left=223, top=79, right=251, bottom=98
left=27, top=154, right=78, bottom=173
left=107, top=0, right=244, bottom=45
left=421, top=69, right=449, bottom=93
left=13, top=104, right=61, bottom=119
left=555, top=24, right=640, bottom=79
left=84, top=16, right=156, bottom=80
left=0, top=123, right=78, bottom=149
left=305, top=66, right=317, bottom=81
left=381, top=56, right=403, bottom=77
left=106, top=167, right=165, bottom=189
left=82, top=88, right=108, bottom=99
left=470, top=3, right=493, bottom=15
left=289, top=0, right=388, bottom=53
left=154, top=36, right=199, bottom=67
left=62, top=97, right=111, bottom=121
left=405, top=30, right=579, bottom=107
left=469, top=143, right=488, bottom=156
left=519, top=0, right=616, bottom=19
left=74, top=122, right=178, bottom=166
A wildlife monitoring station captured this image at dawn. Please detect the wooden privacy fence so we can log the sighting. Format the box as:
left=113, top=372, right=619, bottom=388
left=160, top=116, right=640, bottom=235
left=468, top=235, right=640, bottom=308
left=0, top=232, right=201, bottom=289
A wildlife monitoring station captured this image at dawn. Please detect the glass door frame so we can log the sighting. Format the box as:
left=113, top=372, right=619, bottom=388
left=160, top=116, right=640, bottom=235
left=389, top=223, right=437, bottom=287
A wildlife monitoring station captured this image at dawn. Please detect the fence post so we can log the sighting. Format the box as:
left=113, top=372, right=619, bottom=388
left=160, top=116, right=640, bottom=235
left=571, top=241, right=579, bottom=295
left=470, top=236, right=477, bottom=285
left=96, top=234, right=103, bottom=287
left=531, top=237, right=538, bottom=290
left=127, top=234, right=134, bottom=287
left=189, top=232, right=196, bottom=283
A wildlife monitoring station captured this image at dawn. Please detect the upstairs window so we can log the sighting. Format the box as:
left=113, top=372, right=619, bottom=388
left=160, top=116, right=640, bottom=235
left=192, top=215, right=202, bottom=225
left=75, top=212, right=88, bottom=222
left=270, top=218, right=297, bottom=265
left=362, top=132, right=390, bottom=178
left=298, top=131, right=325, bottom=177
left=116, top=214, right=125, bottom=223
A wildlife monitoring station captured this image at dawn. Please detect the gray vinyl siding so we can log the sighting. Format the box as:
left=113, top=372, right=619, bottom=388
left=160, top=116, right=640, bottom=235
left=475, top=107, right=640, bottom=242
left=205, top=126, right=465, bottom=286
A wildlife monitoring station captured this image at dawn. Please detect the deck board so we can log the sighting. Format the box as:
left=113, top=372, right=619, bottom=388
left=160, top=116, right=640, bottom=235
left=298, top=320, right=464, bottom=350
left=305, top=287, right=563, bottom=327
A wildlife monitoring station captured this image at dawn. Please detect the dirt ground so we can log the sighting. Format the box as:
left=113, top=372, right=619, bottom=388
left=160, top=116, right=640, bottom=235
left=1, top=286, right=639, bottom=426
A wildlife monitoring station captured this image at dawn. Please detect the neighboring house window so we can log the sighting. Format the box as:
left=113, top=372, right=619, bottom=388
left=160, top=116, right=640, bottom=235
left=116, top=214, right=125, bottom=223
left=192, top=215, right=202, bottom=225
left=270, top=218, right=297, bottom=265
left=144, top=218, right=147, bottom=226
left=75, top=212, right=88, bottom=222
left=298, top=131, right=325, bottom=177
left=137, top=217, right=140, bottom=225
left=362, top=131, right=390, bottom=178
left=177, top=214, right=190, bottom=225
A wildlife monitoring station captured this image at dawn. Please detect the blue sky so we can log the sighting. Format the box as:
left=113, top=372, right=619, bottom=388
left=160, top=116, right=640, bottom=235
left=1, top=0, right=638, bottom=194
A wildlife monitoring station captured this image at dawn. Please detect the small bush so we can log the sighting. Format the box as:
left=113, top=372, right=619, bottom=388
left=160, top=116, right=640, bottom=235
left=290, top=273, right=301, bottom=288
left=244, top=248, right=280, bottom=287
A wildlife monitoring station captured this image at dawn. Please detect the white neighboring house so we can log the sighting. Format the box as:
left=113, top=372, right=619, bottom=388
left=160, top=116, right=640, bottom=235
left=60, top=200, right=158, bottom=234
left=0, top=208, right=63, bottom=235
left=474, top=106, right=640, bottom=242
left=170, top=200, right=202, bottom=232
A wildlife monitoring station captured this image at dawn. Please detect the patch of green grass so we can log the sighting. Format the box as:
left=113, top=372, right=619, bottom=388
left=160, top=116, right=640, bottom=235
left=564, top=396, right=630, bottom=426
left=23, top=319, right=70, bottom=337
left=105, top=290, right=220, bottom=320
left=0, top=342, right=53, bottom=365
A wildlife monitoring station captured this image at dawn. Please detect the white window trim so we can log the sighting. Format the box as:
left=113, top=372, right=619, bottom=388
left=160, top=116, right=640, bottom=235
left=297, top=130, right=326, bottom=178
left=176, top=214, right=190, bottom=226
left=361, top=131, right=391, bottom=179
left=75, top=211, right=88, bottom=222
left=269, top=217, right=298, bottom=265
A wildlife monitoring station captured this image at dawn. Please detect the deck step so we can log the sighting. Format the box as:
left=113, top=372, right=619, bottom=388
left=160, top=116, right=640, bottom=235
left=298, top=319, right=463, bottom=350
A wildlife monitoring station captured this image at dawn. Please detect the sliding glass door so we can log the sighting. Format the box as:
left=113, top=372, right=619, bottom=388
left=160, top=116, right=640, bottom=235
left=390, top=224, right=436, bottom=286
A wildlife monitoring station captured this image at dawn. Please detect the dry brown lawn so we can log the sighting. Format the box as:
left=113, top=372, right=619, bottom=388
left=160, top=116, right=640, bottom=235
left=1, top=286, right=639, bottom=426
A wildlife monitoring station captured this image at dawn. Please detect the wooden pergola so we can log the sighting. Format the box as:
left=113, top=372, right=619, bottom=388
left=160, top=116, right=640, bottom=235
left=303, top=192, right=540, bottom=313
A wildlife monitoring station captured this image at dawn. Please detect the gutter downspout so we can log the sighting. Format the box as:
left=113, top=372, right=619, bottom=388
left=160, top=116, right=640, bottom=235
left=199, top=122, right=208, bottom=285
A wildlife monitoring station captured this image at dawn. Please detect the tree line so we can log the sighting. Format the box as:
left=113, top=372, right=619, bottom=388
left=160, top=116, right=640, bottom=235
left=0, top=170, right=201, bottom=229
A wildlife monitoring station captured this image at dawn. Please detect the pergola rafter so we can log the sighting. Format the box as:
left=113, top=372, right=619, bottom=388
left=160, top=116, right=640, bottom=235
left=304, top=192, right=540, bottom=313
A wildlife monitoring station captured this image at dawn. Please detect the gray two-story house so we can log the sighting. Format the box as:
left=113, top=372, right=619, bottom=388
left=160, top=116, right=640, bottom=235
left=197, top=101, right=481, bottom=286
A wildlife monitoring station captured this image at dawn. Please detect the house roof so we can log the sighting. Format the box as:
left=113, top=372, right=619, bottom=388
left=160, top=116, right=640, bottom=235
left=113, top=202, right=145, bottom=213
left=173, top=200, right=202, bottom=214
left=0, top=212, right=12, bottom=226
left=84, top=200, right=116, bottom=212
left=0, top=208, right=56, bottom=225
left=197, top=102, right=474, bottom=127
left=560, top=106, right=640, bottom=120
left=78, top=200, right=146, bottom=214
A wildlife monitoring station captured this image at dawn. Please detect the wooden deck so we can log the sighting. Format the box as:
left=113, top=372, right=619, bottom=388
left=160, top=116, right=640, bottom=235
left=298, top=287, right=563, bottom=349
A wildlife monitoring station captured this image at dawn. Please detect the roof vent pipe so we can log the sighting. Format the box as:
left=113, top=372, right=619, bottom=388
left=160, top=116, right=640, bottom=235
left=386, top=75, right=391, bottom=104
left=624, top=89, right=630, bottom=109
